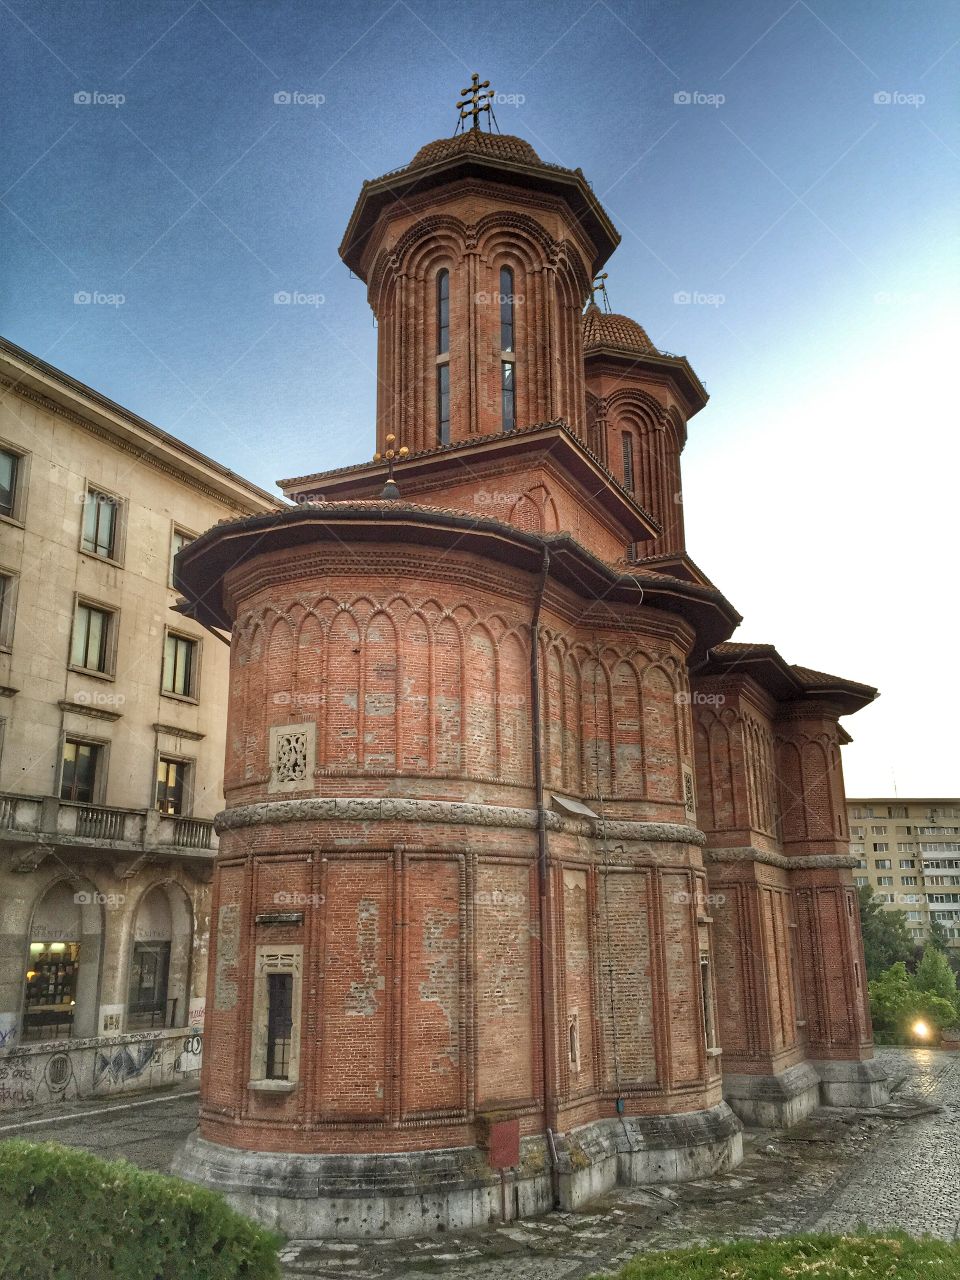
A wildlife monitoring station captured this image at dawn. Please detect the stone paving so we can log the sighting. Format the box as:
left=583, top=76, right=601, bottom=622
left=0, top=1048, right=956, bottom=1278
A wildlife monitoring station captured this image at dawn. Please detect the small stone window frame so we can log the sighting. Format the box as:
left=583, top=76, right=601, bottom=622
left=568, top=1010, right=581, bottom=1074
left=248, top=944, right=302, bottom=1093
left=268, top=722, right=316, bottom=793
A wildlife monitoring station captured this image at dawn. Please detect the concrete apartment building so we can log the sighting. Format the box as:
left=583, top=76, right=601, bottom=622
left=848, top=798, right=960, bottom=946
left=0, top=336, right=275, bottom=1112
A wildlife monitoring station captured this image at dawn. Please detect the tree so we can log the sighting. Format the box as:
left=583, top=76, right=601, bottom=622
left=928, top=914, right=951, bottom=953
left=857, top=884, right=914, bottom=979
left=868, top=961, right=958, bottom=1044
left=915, top=944, right=960, bottom=1010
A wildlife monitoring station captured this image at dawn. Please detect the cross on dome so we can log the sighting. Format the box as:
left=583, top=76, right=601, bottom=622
left=456, top=73, right=494, bottom=131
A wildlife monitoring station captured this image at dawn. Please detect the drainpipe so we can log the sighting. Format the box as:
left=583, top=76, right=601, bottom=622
left=529, top=545, right=560, bottom=1208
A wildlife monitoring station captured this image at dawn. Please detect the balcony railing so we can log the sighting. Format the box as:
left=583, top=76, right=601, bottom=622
left=0, top=793, right=217, bottom=857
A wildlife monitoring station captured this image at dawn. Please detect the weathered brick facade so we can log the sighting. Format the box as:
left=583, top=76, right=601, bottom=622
left=173, top=119, right=885, bottom=1237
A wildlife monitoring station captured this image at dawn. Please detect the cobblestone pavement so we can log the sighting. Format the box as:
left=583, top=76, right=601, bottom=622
left=0, top=1049, right=955, bottom=1278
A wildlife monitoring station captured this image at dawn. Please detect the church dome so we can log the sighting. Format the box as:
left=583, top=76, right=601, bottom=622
left=582, top=303, right=657, bottom=356
left=408, top=130, right=543, bottom=171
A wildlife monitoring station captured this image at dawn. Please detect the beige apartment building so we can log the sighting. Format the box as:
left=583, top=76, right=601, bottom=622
left=0, top=337, right=275, bottom=1111
left=848, top=797, right=960, bottom=948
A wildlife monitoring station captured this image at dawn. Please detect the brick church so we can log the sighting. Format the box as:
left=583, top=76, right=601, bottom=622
left=174, top=82, right=888, bottom=1238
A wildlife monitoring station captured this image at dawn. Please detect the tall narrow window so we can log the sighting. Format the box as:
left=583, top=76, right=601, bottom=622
left=621, top=432, right=635, bottom=494
left=162, top=631, right=198, bottom=698
left=436, top=269, right=450, bottom=445
left=266, top=972, right=294, bottom=1080
left=500, top=266, right=516, bottom=432
left=61, top=739, right=101, bottom=803
left=0, top=450, right=20, bottom=519
left=82, top=489, right=120, bottom=559
left=156, top=756, right=187, bottom=814
left=700, top=954, right=716, bottom=1051
left=70, top=602, right=113, bottom=673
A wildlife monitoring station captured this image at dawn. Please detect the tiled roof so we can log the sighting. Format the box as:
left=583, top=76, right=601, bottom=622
left=408, top=130, right=549, bottom=172
left=582, top=303, right=657, bottom=356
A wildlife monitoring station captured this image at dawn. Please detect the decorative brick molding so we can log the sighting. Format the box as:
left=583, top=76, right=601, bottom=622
left=703, top=846, right=859, bottom=871
left=214, top=796, right=706, bottom=846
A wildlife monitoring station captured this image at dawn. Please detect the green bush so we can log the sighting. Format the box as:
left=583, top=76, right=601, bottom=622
left=869, top=960, right=958, bottom=1044
left=0, top=1141, right=281, bottom=1280
left=595, top=1233, right=960, bottom=1279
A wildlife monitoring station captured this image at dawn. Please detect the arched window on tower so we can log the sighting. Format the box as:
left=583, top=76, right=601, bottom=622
left=436, top=269, right=450, bottom=445
left=621, top=431, right=635, bottom=494
left=500, top=266, right=516, bottom=432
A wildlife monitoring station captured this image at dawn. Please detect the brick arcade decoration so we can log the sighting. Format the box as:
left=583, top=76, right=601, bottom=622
left=172, top=88, right=888, bottom=1239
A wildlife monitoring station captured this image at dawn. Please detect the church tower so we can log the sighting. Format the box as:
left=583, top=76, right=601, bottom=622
left=340, top=75, right=618, bottom=451
left=173, top=83, right=886, bottom=1240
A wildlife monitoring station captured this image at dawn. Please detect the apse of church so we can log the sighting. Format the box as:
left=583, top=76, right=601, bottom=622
left=173, top=80, right=887, bottom=1239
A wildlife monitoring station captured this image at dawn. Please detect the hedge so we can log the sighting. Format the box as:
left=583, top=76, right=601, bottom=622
left=0, top=1141, right=281, bottom=1280
left=596, top=1232, right=960, bottom=1279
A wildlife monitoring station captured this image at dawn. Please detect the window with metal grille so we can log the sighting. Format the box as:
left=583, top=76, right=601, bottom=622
left=621, top=432, right=635, bottom=493
left=501, top=360, right=515, bottom=432
left=266, top=972, right=294, bottom=1080
left=436, top=362, right=450, bottom=445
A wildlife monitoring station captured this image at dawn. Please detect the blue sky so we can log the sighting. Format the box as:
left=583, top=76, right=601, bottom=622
left=2, top=0, right=958, bottom=793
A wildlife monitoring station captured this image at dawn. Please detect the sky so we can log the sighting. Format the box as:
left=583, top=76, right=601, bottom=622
left=2, top=0, right=958, bottom=796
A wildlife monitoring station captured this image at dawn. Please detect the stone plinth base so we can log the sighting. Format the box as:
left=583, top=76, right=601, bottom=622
left=173, top=1103, right=742, bottom=1240
left=722, top=1062, right=821, bottom=1128
left=813, top=1058, right=889, bottom=1108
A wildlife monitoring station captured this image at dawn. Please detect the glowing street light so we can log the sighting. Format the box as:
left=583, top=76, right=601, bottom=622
left=912, top=1019, right=931, bottom=1040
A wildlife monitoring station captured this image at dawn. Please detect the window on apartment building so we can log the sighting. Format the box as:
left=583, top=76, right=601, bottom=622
left=855, top=877, right=868, bottom=888
left=0, top=571, right=17, bottom=648
left=81, top=488, right=122, bottom=560
left=877, top=876, right=893, bottom=886
left=902, top=876, right=918, bottom=886
left=851, top=843, right=864, bottom=854
left=169, top=527, right=195, bottom=588
left=70, top=600, right=116, bottom=675
left=898, top=843, right=916, bottom=853
left=155, top=756, right=189, bottom=815
left=889, top=805, right=907, bottom=818
left=851, top=826, right=864, bottom=838
left=874, top=843, right=889, bottom=854
left=875, top=857, right=891, bottom=868
left=0, top=446, right=26, bottom=522
left=877, top=893, right=895, bottom=903
left=161, top=630, right=199, bottom=699
left=900, top=858, right=916, bottom=869
left=60, top=738, right=103, bottom=804
left=856, top=858, right=867, bottom=869
left=871, top=825, right=887, bottom=835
